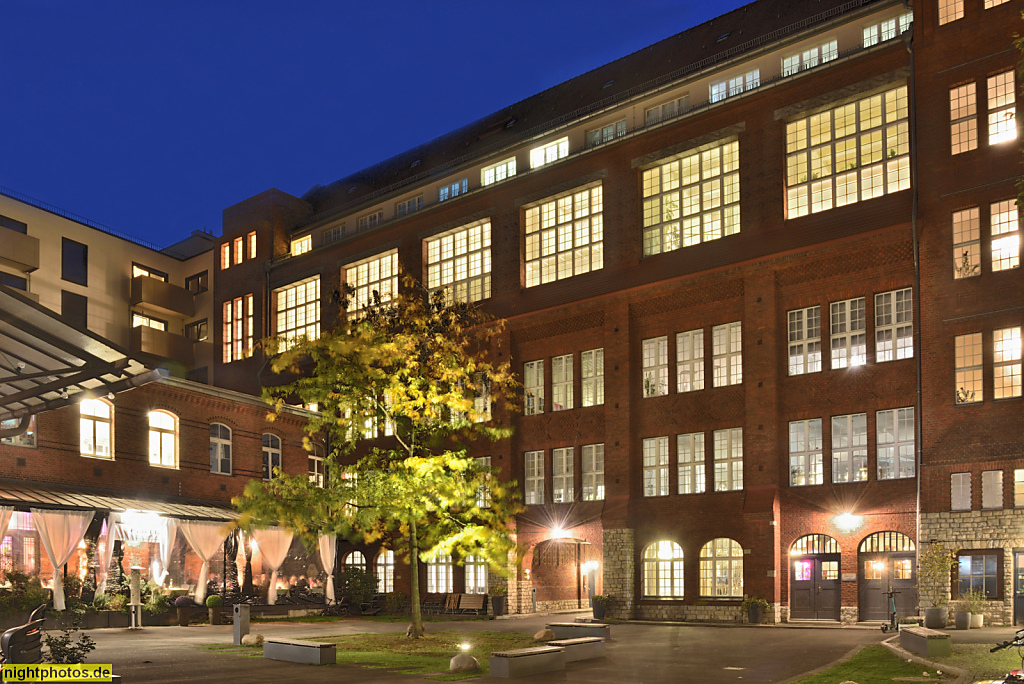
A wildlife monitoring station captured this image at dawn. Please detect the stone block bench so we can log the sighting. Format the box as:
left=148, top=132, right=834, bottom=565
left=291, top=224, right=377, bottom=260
left=546, top=622, right=612, bottom=639
left=489, top=645, right=565, bottom=678
left=899, top=626, right=951, bottom=657
left=548, top=636, right=605, bottom=662
left=263, top=637, right=337, bottom=664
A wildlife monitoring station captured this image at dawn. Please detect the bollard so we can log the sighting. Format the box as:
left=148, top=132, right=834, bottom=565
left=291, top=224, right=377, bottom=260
left=128, top=568, right=143, bottom=629
left=531, top=587, right=537, bottom=613
left=233, top=604, right=250, bottom=645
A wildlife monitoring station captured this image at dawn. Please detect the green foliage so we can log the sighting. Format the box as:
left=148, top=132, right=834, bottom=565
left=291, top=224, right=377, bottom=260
left=918, top=541, right=960, bottom=607
left=335, top=567, right=377, bottom=607
left=385, top=591, right=408, bottom=614
left=958, top=588, right=986, bottom=614
left=43, top=609, right=96, bottom=664
left=740, top=596, right=770, bottom=611
left=0, top=571, right=50, bottom=615
left=205, top=594, right=224, bottom=608
left=590, top=594, right=611, bottom=608
left=144, top=590, right=171, bottom=615
left=106, top=593, right=127, bottom=612
left=790, top=645, right=941, bottom=684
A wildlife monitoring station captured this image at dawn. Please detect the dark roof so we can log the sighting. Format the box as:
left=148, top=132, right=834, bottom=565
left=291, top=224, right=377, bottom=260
left=302, top=0, right=883, bottom=220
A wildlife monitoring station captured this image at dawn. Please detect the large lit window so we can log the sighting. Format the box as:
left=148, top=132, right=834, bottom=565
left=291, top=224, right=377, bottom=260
left=233, top=236, right=243, bottom=265
left=247, top=231, right=256, bottom=259
left=481, top=157, right=516, bottom=186
left=524, top=184, right=603, bottom=287
left=951, top=472, right=971, bottom=510
left=79, top=398, right=112, bottom=459
left=552, top=447, right=574, bottom=502
left=1016, top=469, right=1024, bottom=507
left=700, top=538, right=743, bottom=597
left=438, top=179, right=468, bottom=202
left=552, top=354, right=573, bottom=411
left=832, top=413, right=867, bottom=483
left=830, top=298, right=866, bottom=368
left=376, top=549, right=394, bottom=593
left=789, top=419, right=823, bottom=486
left=0, top=416, right=35, bottom=448
left=788, top=306, right=821, bottom=375
left=983, top=470, right=1003, bottom=509
left=309, top=450, right=325, bottom=487
left=344, top=551, right=367, bottom=571
left=861, top=12, right=912, bottom=47
left=132, top=264, right=167, bottom=281
left=524, top=360, right=544, bottom=415
left=786, top=86, right=909, bottom=219
left=524, top=450, right=544, bottom=504
left=274, top=276, right=320, bottom=350
left=713, top=428, right=743, bottom=491
left=582, top=444, right=604, bottom=501
left=678, top=432, right=706, bottom=494
left=782, top=40, right=838, bottom=77
left=642, top=336, right=668, bottom=397
left=712, top=322, right=742, bottom=387
left=290, top=235, right=312, bottom=256
left=953, top=208, right=981, bottom=278
left=641, top=140, right=739, bottom=256
left=950, top=83, right=978, bottom=155
left=220, top=243, right=230, bottom=270
left=877, top=407, right=914, bottom=480
left=875, top=288, right=913, bottom=362
left=643, top=541, right=684, bottom=598
left=587, top=120, right=626, bottom=147
left=262, top=433, right=281, bottom=480
left=131, top=313, right=166, bottom=332
left=676, top=329, right=704, bottom=392
left=465, top=555, right=488, bottom=594
left=939, top=0, right=963, bottom=24
left=985, top=0, right=1011, bottom=6
left=987, top=70, right=1016, bottom=145
left=148, top=410, right=177, bottom=468
left=395, top=195, right=423, bottom=218
left=426, top=219, right=491, bottom=304
left=990, top=200, right=1020, bottom=272
left=581, top=349, right=604, bottom=407
left=210, top=423, right=231, bottom=475
left=344, top=251, right=397, bottom=320
left=958, top=551, right=999, bottom=598
left=643, top=437, right=669, bottom=497
left=222, top=294, right=254, bottom=363
left=357, top=210, right=383, bottom=232
left=530, top=137, right=569, bottom=169
left=711, top=69, right=759, bottom=102
left=994, top=327, right=1022, bottom=399
left=645, top=96, right=689, bottom=126
left=426, top=554, right=453, bottom=593
left=955, top=332, right=983, bottom=404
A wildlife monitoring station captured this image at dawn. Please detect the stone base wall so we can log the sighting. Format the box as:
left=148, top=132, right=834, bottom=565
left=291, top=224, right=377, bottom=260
left=511, top=580, right=533, bottom=614
left=603, top=528, right=635, bottom=619
left=840, top=606, right=859, bottom=624
left=536, top=599, right=583, bottom=613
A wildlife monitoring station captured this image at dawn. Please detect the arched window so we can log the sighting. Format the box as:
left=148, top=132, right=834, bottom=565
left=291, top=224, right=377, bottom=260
left=642, top=541, right=684, bottom=598
left=376, top=549, right=395, bottom=593
left=210, top=423, right=232, bottom=474
left=791, top=534, right=840, bottom=556
left=262, top=434, right=281, bottom=480
left=699, top=538, right=743, bottom=597
left=80, top=398, right=113, bottom=459
left=344, top=551, right=366, bottom=571
left=465, top=555, right=488, bottom=594
left=426, top=554, right=453, bottom=593
left=148, top=410, right=177, bottom=468
left=858, top=531, right=915, bottom=553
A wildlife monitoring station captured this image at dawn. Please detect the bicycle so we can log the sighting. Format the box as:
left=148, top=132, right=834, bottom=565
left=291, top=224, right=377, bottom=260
left=881, top=588, right=900, bottom=633
left=978, top=628, right=1024, bottom=684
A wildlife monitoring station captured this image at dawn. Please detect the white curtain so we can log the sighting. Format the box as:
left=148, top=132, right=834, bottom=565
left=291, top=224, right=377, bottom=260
left=31, top=509, right=95, bottom=611
left=179, top=520, right=228, bottom=605
left=0, top=507, right=13, bottom=546
left=153, top=518, right=178, bottom=586
left=95, top=512, right=121, bottom=595
left=252, top=527, right=294, bottom=605
left=318, top=533, right=337, bottom=604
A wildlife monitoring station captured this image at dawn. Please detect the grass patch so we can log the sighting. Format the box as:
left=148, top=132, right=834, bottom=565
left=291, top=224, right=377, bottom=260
left=252, top=613, right=493, bottom=624
left=933, top=643, right=1024, bottom=681
left=790, top=645, right=950, bottom=683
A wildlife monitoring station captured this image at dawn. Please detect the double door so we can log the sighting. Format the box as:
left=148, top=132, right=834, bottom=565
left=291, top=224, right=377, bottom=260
left=790, top=554, right=841, bottom=621
left=859, top=552, right=916, bottom=621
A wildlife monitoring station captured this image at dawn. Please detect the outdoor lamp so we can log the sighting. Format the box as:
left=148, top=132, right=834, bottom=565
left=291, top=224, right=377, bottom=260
left=834, top=512, right=862, bottom=533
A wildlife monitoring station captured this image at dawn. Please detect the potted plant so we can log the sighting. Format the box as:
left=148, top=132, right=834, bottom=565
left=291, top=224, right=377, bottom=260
left=489, top=584, right=507, bottom=617
left=952, top=597, right=971, bottom=630
left=918, top=542, right=960, bottom=629
left=174, top=596, right=192, bottom=627
left=741, top=597, right=770, bottom=625
left=591, top=594, right=611, bottom=620
left=963, top=588, right=986, bottom=629
left=206, top=594, right=224, bottom=625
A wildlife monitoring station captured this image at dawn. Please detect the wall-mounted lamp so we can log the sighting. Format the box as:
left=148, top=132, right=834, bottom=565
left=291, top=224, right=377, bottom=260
left=834, top=512, right=863, bottom=533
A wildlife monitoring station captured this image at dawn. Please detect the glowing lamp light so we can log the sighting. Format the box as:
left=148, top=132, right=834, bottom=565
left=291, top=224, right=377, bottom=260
left=872, top=561, right=886, bottom=572
left=460, top=643, right=471, bottom=652
left=550, top=526, right=567, bottom=539
left=834, top=512, right=863, bottom=533
left=581, top=560, right=600, bottom=574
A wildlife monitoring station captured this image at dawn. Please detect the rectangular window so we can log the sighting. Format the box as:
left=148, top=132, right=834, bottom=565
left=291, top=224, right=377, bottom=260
left=132, top=264, right=168, bottom=281
left=877, top=407, right=915, bottom=480
left=220, top=243, right=230, bottom=270
left=481, top=157, right=516, bottom=186
left=247, top=231, right=256, bottom=259
left=643, top=436, right=670, bottom=497
left=641, top=140, right=740, bottom=255
left=476, top=456, right=492, bottom=508
left=982, top=470, right=1003, bottom=509
left=357, top=210, right=383, bottom=232
left=676, top=329, right=705, bottom=392
left=939, top=0, right=964, bottom=24
left=395, top=195, right=423, bottom=217
left=551, top=354, right=573, bottom=411
left=832, top=413, right=868, bottom=483
left=0, top=273, right=28, bottom=291
left=1015, top=469, right=1024, bottom=507
left=61, top=238, right=88, bottom=286
left=290, top=235, right=312, bottom=256
left=642, top=336, right=669, bottom=397
left=525, top=450, right=544, bottom=504
left=0, top=215, right=28, bottom=234
left=958, top=552, right=999, bottom=598
left=782, top=40, right=838, bottom=76
left=951, top=472, right=971, bottom=510
left=552, top=447, right=574, bottom=502
left=322, top=226, right=343, bottom=245
left=131, top=312, right=167, bottom=331
left=990, top=199, right=1020, bottom=272
left=438, top=179, right=468, bottom=202
left=530, top=136, right=569, bottom=169
left=709, top=81, right=728, bottom=103
left=712, top=322, right=742, bottom=387
left=678, top=432, right=706, bottom=494
left=0, top=416, right=35, bottom=448
left=953, top=208, right=981, bottom=278
left=185, top=319, right=208, bottom=342
left=61, top=291, right=87, bottom=330
left=308, top=453, right=325, bottom=487
left=786, top=86, right=909, bottom=219
left=644, top=96, right=690, bottom=126
left=713, top=428, right=743, bottom=491
left=581, top=348, right=604, bottom=407
left=988, top=70, right=1017, bottom=145
left=344, top=250, right=397, bottom=319
left=950, top=83, right=978, bottom=154
left=222, top=294, right=254, bottom=363
left=875, top=288, right=914, bottom=362
left=425, top=219, right=491, bottom=304
left=985, top=0, right=1011, bottom=6
left=714, top=69, right=759, bottom=101
left=586, top=120, right=626, bottom=147
left=581, top=444, right=605, bottom=501
left=233, top=236, right=243, bottom=265
left=185, top=271, right=209, bottom=294
left=994, top=327, right=1022, bottom=399
left=273, top=276, right=321, bottom=351
left=955, top=332, right=983, bottom=404
left=524, top=184, right=603, bottom=287
left=789, top=419, right=823, bottom=486
left=524, top=360, right=544, bottom=416
left=788, top=306, right=822, bottom=375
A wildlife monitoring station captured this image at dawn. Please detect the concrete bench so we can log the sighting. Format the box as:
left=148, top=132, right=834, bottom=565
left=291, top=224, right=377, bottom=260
left=899, top=626, right=951, bottom=657
left=489, top=646, right=565, bottom=678
left=263, top=638, right=337, bottom=665
left=546, top=622, right=612, bottom=639
left=548, top=636, right=605, bottom=662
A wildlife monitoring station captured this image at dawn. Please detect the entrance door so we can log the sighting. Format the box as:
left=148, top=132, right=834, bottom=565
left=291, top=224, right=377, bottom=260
left=859, top=552, right=916, bottom=621
left=1014, top=552, right=1024, bottom=626
left=790, top=555, right=841, bottom=620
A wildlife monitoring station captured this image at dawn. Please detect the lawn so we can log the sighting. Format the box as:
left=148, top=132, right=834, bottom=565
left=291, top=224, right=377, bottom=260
left=252, top=613, right=493, bottom=624
left=789, top=645, right=950, bottom=684
left=933, top=642, right=1024, bottom=681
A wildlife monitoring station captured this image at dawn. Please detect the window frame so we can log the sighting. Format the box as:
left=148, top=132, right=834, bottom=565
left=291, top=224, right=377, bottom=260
left=376, top=549, right=395, bottom=593
left=210, top=423, right=232, bottom=475
left=990, top=199, right=1020, bottom=272
left=581, top=348, right=605, bottom=407
left=222, top=294, right=254, bottom=363
left=529, top=137, right=569, bottom=169
left=955, top=332, right=983, bottom=404
left=148, top=410, right=178, bottom=469
left=952, top=207, right=981, bottom=278
left=678, top=432, right=706, bottom=494
left=950, top=82, right=978, bottom=155
left=642, top=541, right=685, bottom=598
left=986, top=70, right=1017, bottom=146
left=712, top=322, right=742, bottom=387
left=262, top=433, right=282, bottom=480
left=699, top=538, right=744, bottom=598
left=524, top=360, right=544, bottom=415
left=993, top=327, right=1022, bottom=399
left=982, top=469, right=1003, bottom=509
left=581, top=444, right=605, bottom=501
left=713, top=428, right=743, bottom=492
left=343, top=250, right=398, bottom=320
left=877, top=407, right=915, bottom=480
left=642, top=336, right=669, bottom=397
left=551, top=354, right=573, bottom=411
left=524, top=183, right=604, bottom=287
left=481, top=157, right=516, bottom=186
left=61, top=238, right=88, bottom=286
left=676, top=329, right=705, bottom=392
left=788, top=306, right=822, bottom=376
left=79, top=398, right=113, bottom=460
left=875, top=288, right=914, bottom=363
left=552, top=447, right=574, bottom=503
left=524, top=450, right=544, bottom=505
left=642, top=436, right=670, bottom=497
left=954, top=549, right=1002, bottom=600
left=789, top=418, right=823, bottom=487
left=273, top=276, right=321, bottom=351
left=831, top=413, right=868, bottom=483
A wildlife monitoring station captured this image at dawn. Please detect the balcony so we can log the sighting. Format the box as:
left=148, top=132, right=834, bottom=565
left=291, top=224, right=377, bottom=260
left=130, top=325, right=194, bottom=367
left=0, top=230, right=39, bottom=272
left=131, top=276, right=194, bottom=318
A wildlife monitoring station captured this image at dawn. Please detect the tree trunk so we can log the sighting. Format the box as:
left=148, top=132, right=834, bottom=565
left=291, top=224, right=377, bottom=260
left=408, top=519, right=424, bottom=638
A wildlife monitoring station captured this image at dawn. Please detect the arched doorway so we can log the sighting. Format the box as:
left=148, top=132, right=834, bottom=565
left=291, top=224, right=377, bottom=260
left=858, top=531, right=916, bottom=621
left=789, top=534, right=841, bottom=620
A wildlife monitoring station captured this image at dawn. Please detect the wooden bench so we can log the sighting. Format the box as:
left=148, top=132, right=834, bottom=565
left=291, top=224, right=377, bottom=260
left=263, top=638, right=337, bottom=665
left=458, top=593, right=487, bottom=615
left=421, top=592, right=445, bottom=614
left=489, top=646, right=565, bottom=678
left=899, top=626, right=951, bottom=657
left=546, top=622, right=612, bottom=640
left=548, top=636, right=605, bottom=662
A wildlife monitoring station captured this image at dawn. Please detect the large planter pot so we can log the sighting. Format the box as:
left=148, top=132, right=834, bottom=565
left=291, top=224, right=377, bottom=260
left=970, top=613, right=984, bottom=629
left=593, top=603, right=606, bottom=620
left=924, top=607, right=947, bottom=629
left=176, top=606, right=190, bottom=627
left=747, top=606, right=765, bottom=625
left=491, top=595, right=506, bottom=617
left=209, top=607, right=222, bottom=625
left=954, top=612, right=971, bottom=630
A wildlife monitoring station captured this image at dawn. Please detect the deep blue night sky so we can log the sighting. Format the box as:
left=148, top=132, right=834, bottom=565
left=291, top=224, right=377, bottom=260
left=3, top=1, right=749, bottom=247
